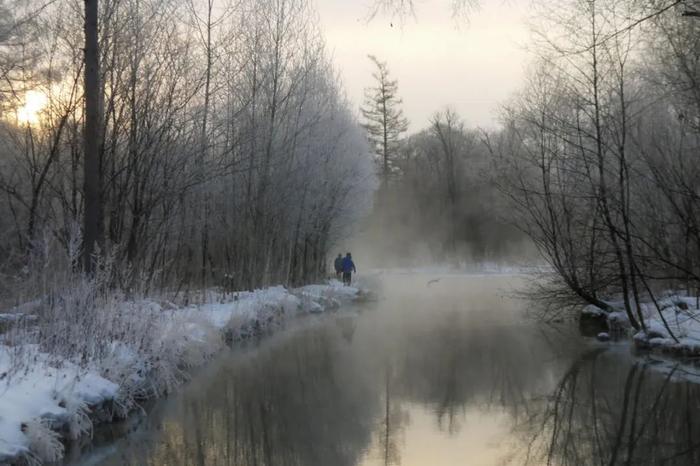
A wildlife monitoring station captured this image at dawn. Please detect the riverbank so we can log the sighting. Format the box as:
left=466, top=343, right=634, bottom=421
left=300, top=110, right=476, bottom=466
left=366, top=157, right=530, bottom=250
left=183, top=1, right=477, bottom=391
left=581, top=293, right=700, bottom=357
left=0, top=281, right=362, bottom=465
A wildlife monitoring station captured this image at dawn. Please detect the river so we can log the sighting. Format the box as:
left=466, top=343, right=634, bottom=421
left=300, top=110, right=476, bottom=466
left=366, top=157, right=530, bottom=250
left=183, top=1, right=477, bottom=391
left=65, top=272, right=700, bottom=466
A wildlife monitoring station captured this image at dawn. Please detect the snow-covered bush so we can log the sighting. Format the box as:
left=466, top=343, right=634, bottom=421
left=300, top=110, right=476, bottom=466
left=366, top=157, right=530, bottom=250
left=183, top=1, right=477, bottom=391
left=23, top=419, right=63, bottom=465
left=0, top=264, right=360, bottom=463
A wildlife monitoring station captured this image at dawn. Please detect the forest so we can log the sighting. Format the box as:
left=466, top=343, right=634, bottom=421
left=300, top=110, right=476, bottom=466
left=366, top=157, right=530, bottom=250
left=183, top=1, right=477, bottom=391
left=0, top=0, right=699, bottom=344
left=2, top=0, right=698, bottom=318
left=2, top=0, right=700, bottom=463
left=0, top=0, right=375, bottom=304
left=362, top=0, right=700, bottom=339
left=490, top=0, right=700, bottom=336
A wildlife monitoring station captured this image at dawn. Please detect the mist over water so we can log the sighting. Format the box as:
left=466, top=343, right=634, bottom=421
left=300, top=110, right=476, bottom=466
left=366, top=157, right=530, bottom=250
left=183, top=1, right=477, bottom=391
left=65, top=273, right=700, bottom=466
left=334, top=111, right=539, bottom=272
left=4, top=0, right=700, bottom=463
left=343, top=190, right=538, bottom=271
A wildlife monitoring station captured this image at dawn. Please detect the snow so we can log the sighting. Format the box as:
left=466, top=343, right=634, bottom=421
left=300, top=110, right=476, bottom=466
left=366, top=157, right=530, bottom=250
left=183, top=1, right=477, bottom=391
left=0, top=345, right=119, bottom=461
left=581, top=293, right=700, bottom=355
left=0, top=281, right=360, bottom=464
left=634, top=306, right=700, bottom=352
left=582, top=304, right=606, bottom=317
left=607, top=311, right=629, bottom=326
left=188, top=286, right=301, bottom=330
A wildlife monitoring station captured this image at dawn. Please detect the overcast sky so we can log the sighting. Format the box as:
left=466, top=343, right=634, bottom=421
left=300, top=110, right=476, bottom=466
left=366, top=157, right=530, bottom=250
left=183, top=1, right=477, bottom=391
left=315, top=0, right=531, bottom=131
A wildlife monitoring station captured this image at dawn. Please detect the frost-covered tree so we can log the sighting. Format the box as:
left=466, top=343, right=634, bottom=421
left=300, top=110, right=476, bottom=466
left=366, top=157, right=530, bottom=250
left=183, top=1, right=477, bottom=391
left=369, top=0, right=693, bottom=23
left=487, top=0, right=700, bottom=335
left=360, top=55, right=408, bottom=187
left=0, top=0, right=376, bottom=300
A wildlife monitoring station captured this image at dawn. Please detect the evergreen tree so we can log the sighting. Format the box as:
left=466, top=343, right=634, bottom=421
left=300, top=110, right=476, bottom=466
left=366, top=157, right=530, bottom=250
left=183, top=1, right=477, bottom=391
left=361, top=55, right=408, bottom=187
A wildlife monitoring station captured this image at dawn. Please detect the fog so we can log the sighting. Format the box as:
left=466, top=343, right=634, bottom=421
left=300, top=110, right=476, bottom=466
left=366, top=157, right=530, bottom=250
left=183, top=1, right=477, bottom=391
left=3, top=0, right=700, bottom=463
left=340, top=113, right=537, bottom=271
left=313, top=0, right=536, bottom=270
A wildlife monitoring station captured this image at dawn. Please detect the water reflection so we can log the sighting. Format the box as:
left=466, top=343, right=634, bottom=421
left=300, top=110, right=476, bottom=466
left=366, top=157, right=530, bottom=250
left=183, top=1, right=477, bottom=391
left=86, top=322, right=379, bottom=466
left=520, top=350, right=700, bottom=466
left=68, top=275, right=700, bottom=466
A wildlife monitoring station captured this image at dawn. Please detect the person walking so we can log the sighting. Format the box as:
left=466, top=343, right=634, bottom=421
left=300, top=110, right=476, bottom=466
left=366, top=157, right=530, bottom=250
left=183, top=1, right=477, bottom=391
left=334, top=254, right=343, bottom=280
left=341, top=252, right=356, bottom=286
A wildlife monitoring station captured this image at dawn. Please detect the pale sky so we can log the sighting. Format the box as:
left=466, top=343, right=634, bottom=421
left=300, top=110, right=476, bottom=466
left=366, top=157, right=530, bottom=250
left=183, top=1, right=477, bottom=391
left=315, top=0, right=531, bottom=131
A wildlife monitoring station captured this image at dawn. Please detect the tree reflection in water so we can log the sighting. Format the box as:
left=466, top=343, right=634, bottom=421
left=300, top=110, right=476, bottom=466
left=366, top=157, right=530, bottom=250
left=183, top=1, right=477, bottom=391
left=519, top=351, right=700, bottom=466
left=67, top=275, right=700, bottom=466
left=93, top=323, right=380, bottom=466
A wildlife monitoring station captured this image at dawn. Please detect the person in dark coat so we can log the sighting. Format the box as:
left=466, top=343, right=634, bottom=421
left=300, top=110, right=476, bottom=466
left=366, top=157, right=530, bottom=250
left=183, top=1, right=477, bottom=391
left=334, top=254, right=343, bottom=279
left=341, top=253, right=356, bottom=286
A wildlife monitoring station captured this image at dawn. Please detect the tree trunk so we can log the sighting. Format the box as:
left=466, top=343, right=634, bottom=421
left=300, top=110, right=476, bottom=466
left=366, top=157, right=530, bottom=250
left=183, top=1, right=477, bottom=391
left=83, top=0, right=103, bottom=274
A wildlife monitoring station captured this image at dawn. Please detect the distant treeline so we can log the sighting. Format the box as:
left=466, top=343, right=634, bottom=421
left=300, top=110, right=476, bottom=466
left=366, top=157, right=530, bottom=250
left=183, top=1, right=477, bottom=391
left=362, top=109, right=530, bottom=267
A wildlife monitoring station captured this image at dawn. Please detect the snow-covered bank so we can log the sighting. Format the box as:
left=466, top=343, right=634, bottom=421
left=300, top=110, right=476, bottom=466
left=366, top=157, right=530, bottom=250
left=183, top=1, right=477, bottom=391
left=582, top=294, right=700, bottom=357
left=0, top=281, right=361, bottom=465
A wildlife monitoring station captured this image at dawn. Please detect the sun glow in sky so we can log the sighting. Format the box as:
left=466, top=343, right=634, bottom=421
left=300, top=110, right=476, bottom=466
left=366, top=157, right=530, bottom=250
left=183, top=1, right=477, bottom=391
left=17, top=90, right=48, bottom=125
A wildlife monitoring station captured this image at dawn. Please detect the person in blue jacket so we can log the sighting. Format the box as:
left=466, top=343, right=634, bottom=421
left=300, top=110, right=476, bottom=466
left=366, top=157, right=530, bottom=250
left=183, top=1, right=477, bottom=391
left=341, top=252, right=356, bottom=286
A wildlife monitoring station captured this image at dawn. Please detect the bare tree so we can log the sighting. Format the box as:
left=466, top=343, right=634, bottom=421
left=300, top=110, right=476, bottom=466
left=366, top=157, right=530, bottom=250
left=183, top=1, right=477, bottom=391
left=0, top=0, right=376, bottom=302
left=431, top=109, right=465, bottom=256
left=83, top=0, right=102, bottom=273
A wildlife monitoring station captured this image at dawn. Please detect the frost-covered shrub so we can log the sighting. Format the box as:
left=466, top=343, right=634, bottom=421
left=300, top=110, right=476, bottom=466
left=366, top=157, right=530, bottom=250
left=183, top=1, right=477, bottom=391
left=135, top=312, right=223, bottom=398
left=61, top=398, right=92, bottom=441
left=1, top=233, right=360, bottom=465
left=23, top=419, right=64, bottom=464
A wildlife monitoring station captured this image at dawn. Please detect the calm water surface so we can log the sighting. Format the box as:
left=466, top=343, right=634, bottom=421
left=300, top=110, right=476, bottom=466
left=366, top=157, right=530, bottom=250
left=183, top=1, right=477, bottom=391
left=68, top=273, right=700, bottom=466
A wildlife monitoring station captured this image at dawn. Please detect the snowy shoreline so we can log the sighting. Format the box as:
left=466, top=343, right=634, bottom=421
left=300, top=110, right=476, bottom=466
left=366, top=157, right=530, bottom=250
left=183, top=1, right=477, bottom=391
left=581, top=293, right=700, bottom=358
left=0, top=281, right=362, bottom=465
